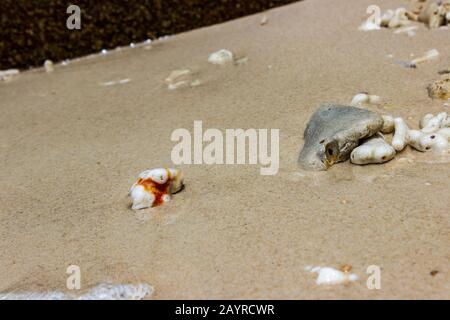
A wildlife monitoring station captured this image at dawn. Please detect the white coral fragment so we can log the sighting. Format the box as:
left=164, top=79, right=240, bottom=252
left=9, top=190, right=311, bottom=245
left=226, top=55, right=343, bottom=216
left=420, top=112, right=448, bottom=133
left=350, top=93, right=381, bottom=107
left=381, top=115, right=395, bottom=134
left=0, top=283, right=153, bottom=300
left=351, top=134, right=396, bottom=164
left=79, top=283, right=153, bottom=300
left=309, top=266, right=358, bottom=286
left=165, top=69, right=199, bottom=90
left=208, top=49, right=234, bottom=65
left=392, top=117, right=409, bottom=151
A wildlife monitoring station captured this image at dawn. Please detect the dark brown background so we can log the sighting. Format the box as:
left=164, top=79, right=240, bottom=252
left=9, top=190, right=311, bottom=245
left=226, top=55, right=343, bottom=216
left=0, top=0, right=300, bottom=70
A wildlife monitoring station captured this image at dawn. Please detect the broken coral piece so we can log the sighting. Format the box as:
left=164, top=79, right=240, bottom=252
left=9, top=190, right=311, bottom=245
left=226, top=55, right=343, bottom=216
left=130, top=168, right=183, bottom=210
left=387, top=8, right=411, bottom=28
left=392, top=117, right=409, bottom=151
left=44, top=60, right=54, bottom=73
left=411, top=49, right=439, bottom=66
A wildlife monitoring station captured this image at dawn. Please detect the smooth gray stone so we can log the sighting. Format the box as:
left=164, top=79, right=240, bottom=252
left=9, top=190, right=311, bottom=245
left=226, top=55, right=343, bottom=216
left=299, top=104, right=383, bottom=170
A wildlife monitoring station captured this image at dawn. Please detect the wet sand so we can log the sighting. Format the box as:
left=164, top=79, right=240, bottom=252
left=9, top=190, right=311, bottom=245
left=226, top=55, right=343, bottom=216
left=0, top=0, right=449, bottom=299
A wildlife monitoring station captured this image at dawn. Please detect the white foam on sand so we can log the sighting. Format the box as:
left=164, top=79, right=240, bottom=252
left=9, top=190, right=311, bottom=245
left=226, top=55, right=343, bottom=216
left=0, top=283, right=154, bottom=300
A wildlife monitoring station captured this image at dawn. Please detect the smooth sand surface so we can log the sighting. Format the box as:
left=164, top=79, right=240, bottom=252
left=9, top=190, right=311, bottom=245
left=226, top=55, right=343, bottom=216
left=0, top=0, right=449, bottom=299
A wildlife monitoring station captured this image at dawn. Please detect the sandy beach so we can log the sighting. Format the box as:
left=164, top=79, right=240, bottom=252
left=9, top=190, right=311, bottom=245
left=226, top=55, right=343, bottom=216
left=0, top=0, right=449, bottom=299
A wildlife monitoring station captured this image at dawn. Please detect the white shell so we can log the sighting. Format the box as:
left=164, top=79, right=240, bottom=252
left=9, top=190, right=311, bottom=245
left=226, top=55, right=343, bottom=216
left=130, top=168, right=183, bottom=210
left=208, top=49, right=234, bottom=65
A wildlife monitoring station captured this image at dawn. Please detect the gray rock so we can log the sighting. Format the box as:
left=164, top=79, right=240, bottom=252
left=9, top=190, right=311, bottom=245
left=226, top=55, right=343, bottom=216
left=299, top=104, right=383, bottom=170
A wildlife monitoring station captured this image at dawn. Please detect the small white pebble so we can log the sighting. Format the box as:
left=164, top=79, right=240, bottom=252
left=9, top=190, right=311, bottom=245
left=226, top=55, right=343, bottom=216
left=260, top=15, right=268, bottom=25
left=118, top=78, right=131, bottom=84
left=350, top=93, right=380, bottom=106
left=0, top=69, right=20, bottom=82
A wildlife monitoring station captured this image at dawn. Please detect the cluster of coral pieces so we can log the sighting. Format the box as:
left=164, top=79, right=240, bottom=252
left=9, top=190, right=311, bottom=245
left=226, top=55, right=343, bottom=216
left=360, top=0, right=450, bottom=31
left=414, top=0, right=450, bottom=28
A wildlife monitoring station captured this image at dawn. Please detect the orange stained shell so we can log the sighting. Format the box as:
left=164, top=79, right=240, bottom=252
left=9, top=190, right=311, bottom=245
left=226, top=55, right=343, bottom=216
left=136, top=169, right=174, bottom=207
